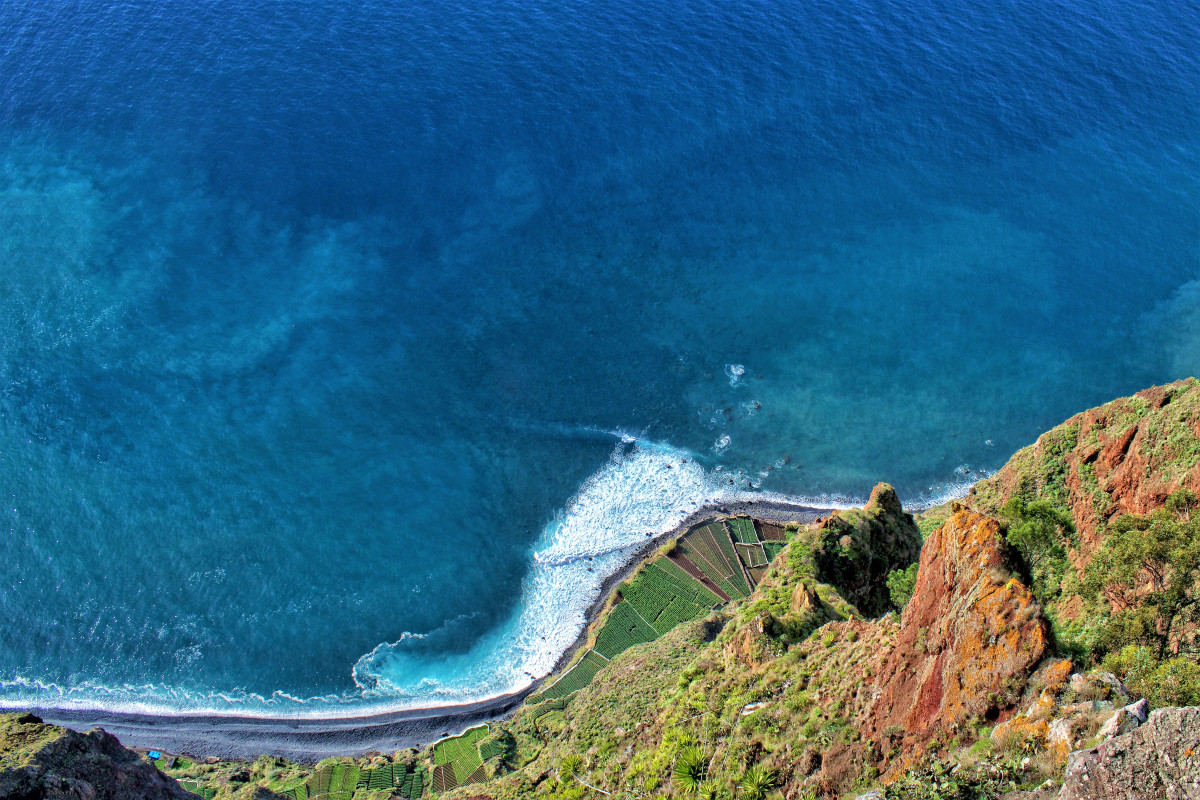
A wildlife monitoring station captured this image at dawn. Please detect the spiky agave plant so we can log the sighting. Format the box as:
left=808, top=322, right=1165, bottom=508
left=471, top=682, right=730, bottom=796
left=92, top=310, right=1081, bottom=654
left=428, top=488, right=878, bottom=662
left=694, top=778, right=724, bottom=800
left=738, top=764, right=777, bottom=800
left=673, top=746, right=709, bottom=794
left=559, top=754, right=583, bottom=779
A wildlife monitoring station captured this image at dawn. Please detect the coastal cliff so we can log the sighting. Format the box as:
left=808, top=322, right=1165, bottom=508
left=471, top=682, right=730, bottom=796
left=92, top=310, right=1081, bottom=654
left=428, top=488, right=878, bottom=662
left=6, top=380, right=1200, bottom=799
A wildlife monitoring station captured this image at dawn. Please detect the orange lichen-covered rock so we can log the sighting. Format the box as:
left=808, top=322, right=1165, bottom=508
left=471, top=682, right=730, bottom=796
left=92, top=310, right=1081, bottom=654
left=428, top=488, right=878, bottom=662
left=863, top=510, right=1048, bottom=765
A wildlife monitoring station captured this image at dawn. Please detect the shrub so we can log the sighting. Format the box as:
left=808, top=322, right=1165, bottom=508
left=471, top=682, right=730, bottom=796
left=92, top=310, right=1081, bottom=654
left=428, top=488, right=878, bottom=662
left=672, top=746, right=709, bottom=794
left=886, top=563, right=919, bottom=611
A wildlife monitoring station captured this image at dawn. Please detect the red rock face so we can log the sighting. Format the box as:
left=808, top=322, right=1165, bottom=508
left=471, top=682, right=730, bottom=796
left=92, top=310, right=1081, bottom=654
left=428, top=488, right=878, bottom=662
left=864, top=510, right=1048, bottom=770
left=972, top=379, right=1200, bottom=564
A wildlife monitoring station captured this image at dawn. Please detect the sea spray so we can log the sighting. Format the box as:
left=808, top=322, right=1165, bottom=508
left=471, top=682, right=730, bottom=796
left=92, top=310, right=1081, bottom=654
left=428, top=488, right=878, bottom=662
left=350, top=441, right=729, bottom=706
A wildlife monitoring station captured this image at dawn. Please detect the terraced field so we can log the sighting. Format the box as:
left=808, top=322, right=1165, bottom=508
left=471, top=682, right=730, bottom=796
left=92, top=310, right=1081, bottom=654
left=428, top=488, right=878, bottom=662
left=529, top=516, right=793, bottom=711
left=430, top=724, right=489, bottom=792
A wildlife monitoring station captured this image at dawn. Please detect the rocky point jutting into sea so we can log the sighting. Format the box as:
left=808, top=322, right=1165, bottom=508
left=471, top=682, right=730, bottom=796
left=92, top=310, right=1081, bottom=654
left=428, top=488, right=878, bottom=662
left=7, top=379, right=1200, bottom=799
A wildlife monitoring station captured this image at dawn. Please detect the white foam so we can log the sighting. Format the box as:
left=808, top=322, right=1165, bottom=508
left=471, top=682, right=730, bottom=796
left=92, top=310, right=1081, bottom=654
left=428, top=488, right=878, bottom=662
left=725, top=363, right=745, bottom=386
left=349, top=440, right=731, bottom=708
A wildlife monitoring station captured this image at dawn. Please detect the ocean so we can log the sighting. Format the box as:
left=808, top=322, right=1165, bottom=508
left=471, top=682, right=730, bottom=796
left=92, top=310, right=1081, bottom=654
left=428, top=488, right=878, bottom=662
left=0, top=0, right=1197, bottom=716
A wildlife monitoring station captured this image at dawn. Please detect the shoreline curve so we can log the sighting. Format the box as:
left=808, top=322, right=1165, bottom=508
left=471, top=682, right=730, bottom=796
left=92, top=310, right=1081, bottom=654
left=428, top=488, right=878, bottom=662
left=30, top=497, right=833, bottom=761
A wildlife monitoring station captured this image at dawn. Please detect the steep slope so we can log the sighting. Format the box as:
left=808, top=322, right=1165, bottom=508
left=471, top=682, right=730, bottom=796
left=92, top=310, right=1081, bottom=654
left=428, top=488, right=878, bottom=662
left=0, top=712, right=197, bottom=800
left=970, top=378, right=1200, bottom=558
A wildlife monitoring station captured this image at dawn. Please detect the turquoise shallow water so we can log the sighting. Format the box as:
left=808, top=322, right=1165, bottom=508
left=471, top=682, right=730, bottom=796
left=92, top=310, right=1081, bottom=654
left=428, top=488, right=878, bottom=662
left=0, top=0, right=1198, bottom=715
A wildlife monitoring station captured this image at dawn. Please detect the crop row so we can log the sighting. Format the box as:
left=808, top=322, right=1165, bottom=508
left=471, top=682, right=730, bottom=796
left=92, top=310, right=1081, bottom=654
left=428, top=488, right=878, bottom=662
left=620, top=576, right=707, bottom=635
left=640, top=561, right=721, bottom=608
left=432, top=725, right=488, bottom=781
left=677, top=530, right=745, bottom=600
left=431, top=763, right=457, bottom=793
left=707, top=525, right=752, bottom=595
left=736, top=541, right=769, bottom=569
left=478, top=737, right=507, bottom=761
left=594, top=600, right=657, bottom=659
left=538, top=648, right=609, bottom=700
left=728, top=517, right=760, bottom=545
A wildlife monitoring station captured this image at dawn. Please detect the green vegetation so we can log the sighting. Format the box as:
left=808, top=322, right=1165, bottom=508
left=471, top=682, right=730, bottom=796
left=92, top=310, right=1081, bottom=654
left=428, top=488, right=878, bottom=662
left=1102, top=645, right=1200, bottom=708
left=535, top=650, right=610, bottom=701
left=671, top=746, right=708, bottom=793
left=886, top=562, right=918, bottom=611
left=999, top=497, right=1074, bottom=607
left=1083, top=489, right=1200, bottom=661
left=431, top=725, right=488, bottom=791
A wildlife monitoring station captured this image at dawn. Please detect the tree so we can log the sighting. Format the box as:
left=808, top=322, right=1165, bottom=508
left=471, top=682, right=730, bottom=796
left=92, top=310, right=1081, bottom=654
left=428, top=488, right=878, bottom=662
left=1000, top=498, right=1074, bottom=604
left=1083, top=489, right=1200, bottom=658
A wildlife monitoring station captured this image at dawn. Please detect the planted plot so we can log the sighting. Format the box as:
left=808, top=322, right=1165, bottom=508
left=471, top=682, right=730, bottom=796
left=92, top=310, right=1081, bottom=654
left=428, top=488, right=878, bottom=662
left=479, top=737, right=507, bottom=761
left=759, top=522, right=788, bottom=541
left=594, top=600, right=657, bottom=659
left=762, top=540, right=787, bottom=563
left=728, top=517, right=760, bottom=545
left=431, top=763, right=457, bottom=793
left=536, top=649, right=608, bottom=700
left=364, top=764, right=394, bottom=790
left=642, top=561, right=721, bottom=608
left=679, top=529, right=746, bottom=599
left=665, top=552, right=731, bottom=602
left=736, top=542, right=769, bottom=570
left=181, top=783, right=217, bottom=799
left=707, top=525, right=752, bottom=596
left=402, top=767, right=425, bottom=799
left=431, top=724, right=488, bottom=789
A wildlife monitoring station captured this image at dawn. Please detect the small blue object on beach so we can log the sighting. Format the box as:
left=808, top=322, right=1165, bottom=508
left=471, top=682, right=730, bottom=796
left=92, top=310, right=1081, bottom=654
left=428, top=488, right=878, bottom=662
left=148, top=751, right=162, bottom=760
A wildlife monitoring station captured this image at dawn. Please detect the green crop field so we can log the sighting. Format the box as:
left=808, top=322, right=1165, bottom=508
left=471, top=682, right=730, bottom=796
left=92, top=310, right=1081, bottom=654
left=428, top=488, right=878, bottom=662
left=679, top=531, right=745, bottom=599
left=430, top=724, right=488, bottom=788
left=594, top=599, right=658, bottom=659
left=728, top=517, right=760, bottom=545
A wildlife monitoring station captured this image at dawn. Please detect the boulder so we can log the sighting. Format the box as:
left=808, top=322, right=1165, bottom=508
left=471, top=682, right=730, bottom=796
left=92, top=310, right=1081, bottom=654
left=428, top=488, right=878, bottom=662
left=1096, top=699, right=1149, bottom=739
left=1059, top=706, right=1200, bottom=800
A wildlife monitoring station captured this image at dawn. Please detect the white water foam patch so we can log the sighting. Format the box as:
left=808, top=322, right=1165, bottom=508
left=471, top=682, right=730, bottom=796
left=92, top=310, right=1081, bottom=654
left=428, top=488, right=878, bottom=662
left=350, top=440, right=731, bottom=709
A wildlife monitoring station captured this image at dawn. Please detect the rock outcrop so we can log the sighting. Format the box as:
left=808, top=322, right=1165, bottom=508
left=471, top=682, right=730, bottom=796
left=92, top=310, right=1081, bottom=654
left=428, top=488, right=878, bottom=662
left=0, top=712, right=195, bottom=800
left=789, top=508, right=1051, bottom=795
left=811, top=483, right=922, bottom=617
left=865, top=508, right=1049, bottom=764
left=1059, top=706, right=1200, bottom=800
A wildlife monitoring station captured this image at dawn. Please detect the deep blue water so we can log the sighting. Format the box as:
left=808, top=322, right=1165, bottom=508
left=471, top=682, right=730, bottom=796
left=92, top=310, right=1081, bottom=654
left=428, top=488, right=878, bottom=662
left=0, top=0, right=1197, bottom=715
